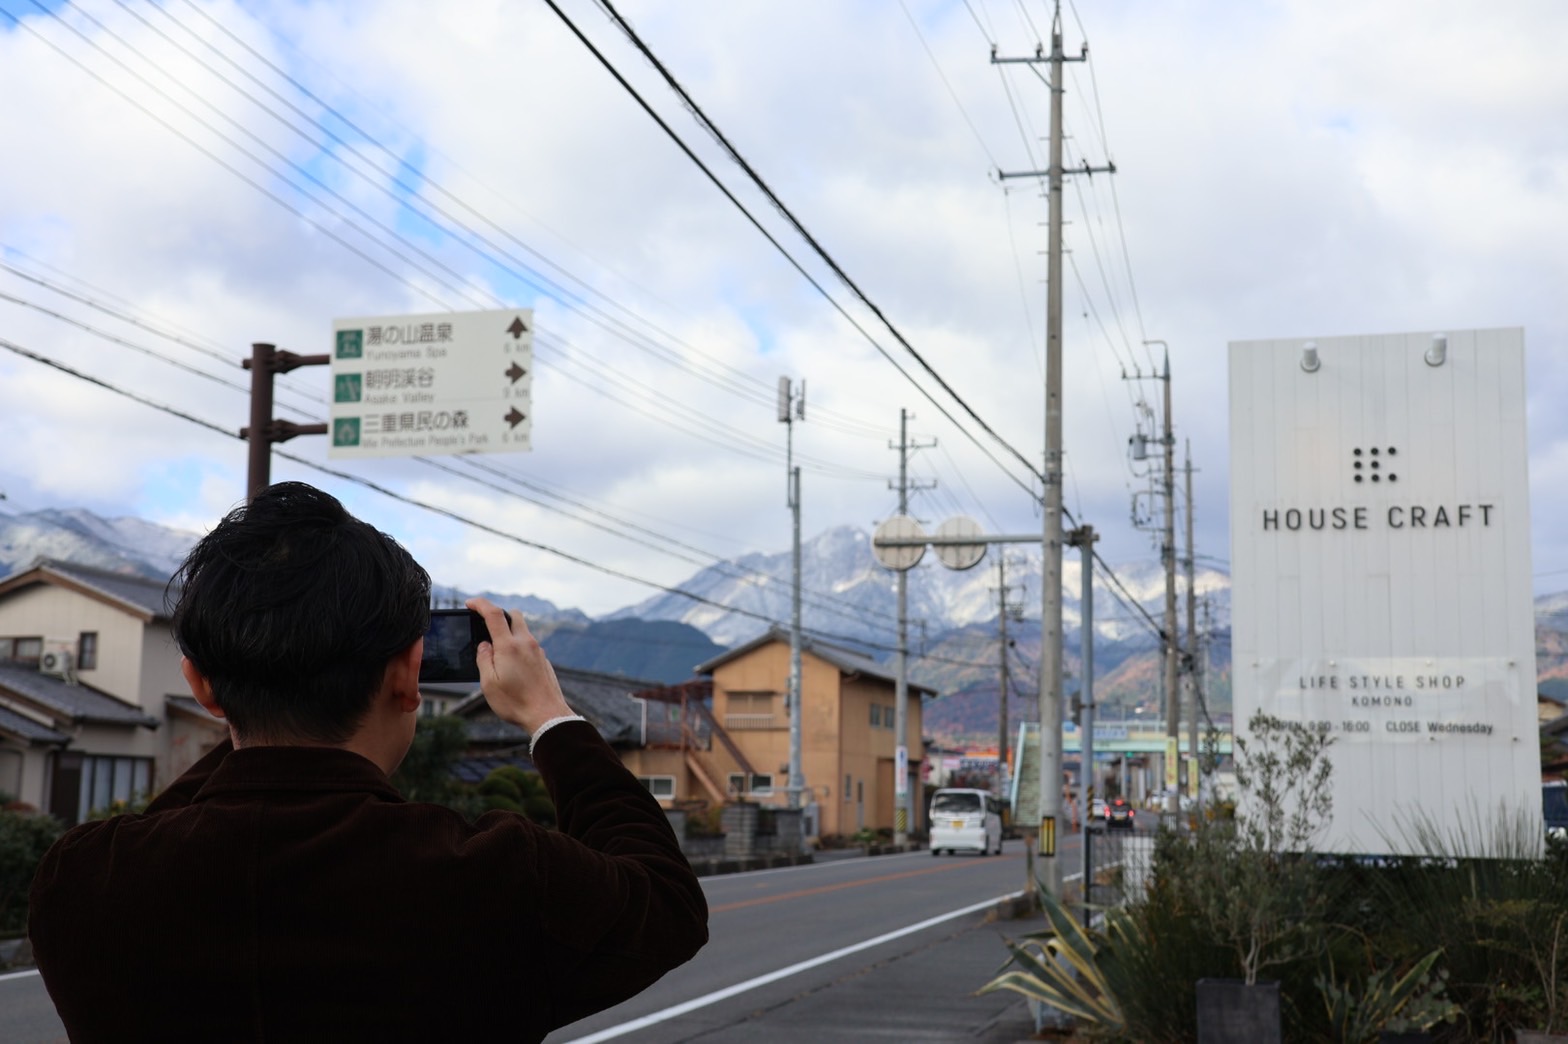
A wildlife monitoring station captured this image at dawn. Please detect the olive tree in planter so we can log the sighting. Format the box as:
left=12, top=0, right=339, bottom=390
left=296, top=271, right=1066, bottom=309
left=1188, top=712, right=1336, bottom=1042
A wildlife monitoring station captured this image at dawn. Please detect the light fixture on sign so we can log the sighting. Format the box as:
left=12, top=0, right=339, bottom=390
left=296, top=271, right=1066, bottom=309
left=1426, top=333, right=1447, bottom=367
left=1301, top=341, right=1321, bottom=373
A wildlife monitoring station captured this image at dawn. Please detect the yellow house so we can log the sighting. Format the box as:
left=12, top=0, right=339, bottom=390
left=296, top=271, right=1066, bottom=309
left=690, top=629, right=930, bottom=838
left=0, top=559, right=225, bottom=822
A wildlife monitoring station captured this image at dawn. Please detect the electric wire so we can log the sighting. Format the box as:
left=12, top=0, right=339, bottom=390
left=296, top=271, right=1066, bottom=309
left=0, top=4, right=456, bottom=312
left=8, top=2, right=1171, bottom=655
left=571, top=0, right=1044, bottom=497
left=139, top=0, right=800, bottom=418
left=0, top=324, right=989, bottom=664
left=0, top=11, right=870, bottom=487
left=896, top=0, right=1002, bottom=169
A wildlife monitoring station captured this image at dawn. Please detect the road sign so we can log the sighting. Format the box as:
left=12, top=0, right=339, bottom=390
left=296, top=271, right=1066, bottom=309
left=328, top=309, right=533, bottom=459
left=934, top=516, right=986, bottom=570
left=872, top=515, right=927, bottom=571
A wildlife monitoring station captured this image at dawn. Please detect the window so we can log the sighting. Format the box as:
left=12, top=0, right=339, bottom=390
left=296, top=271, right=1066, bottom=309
left=76, top=632, right=98, bottom=671
left=638, top=776, right=675, bottom=799
left=0, top=636, right=42, bottom=667
left=870, top=704, right=881, bottom=727
left=725, top=691, right=780, bottom=730
left=49, top=753, right=153, bottom=825
left=727, top=773, right=773, bottom=796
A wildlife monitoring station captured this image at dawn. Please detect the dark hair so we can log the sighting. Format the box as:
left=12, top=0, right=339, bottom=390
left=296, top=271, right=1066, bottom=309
left=169, top=482, right=431, bottom=744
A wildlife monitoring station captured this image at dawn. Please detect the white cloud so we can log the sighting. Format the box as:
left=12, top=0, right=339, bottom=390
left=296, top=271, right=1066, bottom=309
left=1, top=0, right=1565, bottom=619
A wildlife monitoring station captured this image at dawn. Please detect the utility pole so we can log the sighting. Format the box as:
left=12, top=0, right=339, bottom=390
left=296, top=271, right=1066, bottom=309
left=779, top=377, right=806, bottom=811
left=994, top=555, right=1021, bottom=800
left=1145, top=341, right=1180, bottom=818
left=1068, top=524, right=1097, bottom=923
left=241, top=343, right=329, bottom=501
left=994, top=0, right=1112, bottom=903
left=1183, top=439, right=1200, bottom=813
left=890, top=409, right=935, bottom=845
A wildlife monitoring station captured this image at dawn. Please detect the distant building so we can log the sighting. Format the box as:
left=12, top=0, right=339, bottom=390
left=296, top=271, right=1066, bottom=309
left=0, top=559, right=225, bottom=823
left=681, top=628, right=930, bottom=838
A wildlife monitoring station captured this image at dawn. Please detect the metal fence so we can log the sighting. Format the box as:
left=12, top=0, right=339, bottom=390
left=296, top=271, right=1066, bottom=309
left=1082, top=827, right=1158, bottom=908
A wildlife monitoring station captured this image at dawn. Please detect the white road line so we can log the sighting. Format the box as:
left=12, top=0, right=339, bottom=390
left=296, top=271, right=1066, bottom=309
left=560, top=890, right=1026, bottom=1043
left=0, top=968, right=40, bottom=983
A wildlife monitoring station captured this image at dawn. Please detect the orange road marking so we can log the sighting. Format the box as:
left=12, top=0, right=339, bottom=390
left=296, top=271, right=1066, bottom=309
left=708, top=855, right=1020, bottom=914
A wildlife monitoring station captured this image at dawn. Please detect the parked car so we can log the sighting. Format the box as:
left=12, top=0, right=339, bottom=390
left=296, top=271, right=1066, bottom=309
left=929, top=788, right=1004, bottom=856
left=1545, top=781, right=1568, bottom=842
left=1105, top=797, right=1135, bottom=831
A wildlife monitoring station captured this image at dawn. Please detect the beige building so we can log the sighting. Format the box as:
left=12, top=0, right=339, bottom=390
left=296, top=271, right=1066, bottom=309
left=0, top=559, right=224, bottom=823
left=679, top=629, right=929, bottom=838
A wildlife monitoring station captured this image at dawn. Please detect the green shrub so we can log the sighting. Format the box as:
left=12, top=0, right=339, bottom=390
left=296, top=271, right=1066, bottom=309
left=476, top=765, right=555, bottom=827
left=0, top=810, right=63, bottom=935
left=683, top=805, right=724, bottom=839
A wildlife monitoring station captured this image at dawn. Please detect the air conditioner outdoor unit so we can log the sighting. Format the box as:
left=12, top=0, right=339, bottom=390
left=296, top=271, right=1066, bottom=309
left=40, top=649, right=73, bottom=678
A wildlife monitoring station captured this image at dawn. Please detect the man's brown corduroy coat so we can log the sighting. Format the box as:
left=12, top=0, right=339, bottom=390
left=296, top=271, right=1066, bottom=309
left=29, top=720, right=708, bottom=1043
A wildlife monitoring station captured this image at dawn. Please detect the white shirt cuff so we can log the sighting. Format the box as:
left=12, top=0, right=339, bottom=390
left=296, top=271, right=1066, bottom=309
left=529, top=714, right=586, bottom=756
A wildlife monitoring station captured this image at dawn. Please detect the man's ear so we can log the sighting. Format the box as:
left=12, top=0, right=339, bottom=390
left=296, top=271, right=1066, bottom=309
left=388, top=639, right=424, bottom=714
left=182, top=656, right=225, bottom=719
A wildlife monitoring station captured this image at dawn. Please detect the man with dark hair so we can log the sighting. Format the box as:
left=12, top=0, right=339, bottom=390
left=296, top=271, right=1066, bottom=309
left=29, top=482, right=708, bottom=1042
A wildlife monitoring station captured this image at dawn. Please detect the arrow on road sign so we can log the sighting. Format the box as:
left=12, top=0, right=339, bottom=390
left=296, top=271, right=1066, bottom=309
left=504, top=406, right=527, bottom=429
left=505, top=361, right=528, bottom=384
left=506, top=316, right=529, bottom=339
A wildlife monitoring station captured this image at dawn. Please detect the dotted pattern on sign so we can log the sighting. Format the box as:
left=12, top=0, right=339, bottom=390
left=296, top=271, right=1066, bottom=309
left=1352, top=446, right=1398, bottom=484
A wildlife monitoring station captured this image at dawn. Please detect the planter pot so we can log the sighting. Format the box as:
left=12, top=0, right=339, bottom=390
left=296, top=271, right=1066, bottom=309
left=1515, top=1032, right=1568, bottom=1044
left=1196, top=979, right=1281, bottom=1044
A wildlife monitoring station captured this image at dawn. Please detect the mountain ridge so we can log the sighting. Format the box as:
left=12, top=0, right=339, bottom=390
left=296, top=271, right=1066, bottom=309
left=3, top=504, right=1563, bottom=748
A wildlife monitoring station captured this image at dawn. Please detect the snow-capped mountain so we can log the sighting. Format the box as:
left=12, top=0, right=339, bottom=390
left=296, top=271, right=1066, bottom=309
left=0, top=507, right=200, bottom=581
left=609, top=523, right=1233, bottom=652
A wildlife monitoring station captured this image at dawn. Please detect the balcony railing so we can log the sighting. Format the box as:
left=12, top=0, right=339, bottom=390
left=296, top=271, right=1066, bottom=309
left=724, top=713, right=781, bottom=730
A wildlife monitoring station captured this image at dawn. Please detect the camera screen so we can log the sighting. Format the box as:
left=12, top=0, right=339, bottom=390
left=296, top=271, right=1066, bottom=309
left=419, top=609, right=501, bottom=684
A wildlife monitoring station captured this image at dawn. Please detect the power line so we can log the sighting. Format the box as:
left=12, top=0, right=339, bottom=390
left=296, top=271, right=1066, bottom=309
left=555, top=0, right=1042, bottom=500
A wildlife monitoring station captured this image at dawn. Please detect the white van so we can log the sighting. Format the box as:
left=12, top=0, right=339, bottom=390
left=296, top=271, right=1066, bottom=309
left=928, top=788, right=1004, bottom=856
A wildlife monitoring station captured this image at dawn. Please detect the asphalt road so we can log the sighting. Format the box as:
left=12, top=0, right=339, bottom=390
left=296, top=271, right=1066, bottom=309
left=0, top=836, right=1085, bottom=1043
left=546, top=836, right=1078, bottom=1043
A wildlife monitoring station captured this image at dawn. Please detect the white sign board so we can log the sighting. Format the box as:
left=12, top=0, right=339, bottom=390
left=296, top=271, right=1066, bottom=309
left=1229, top=328, right=1537, bottom=855
left=328, top=309, right=533, bottom=459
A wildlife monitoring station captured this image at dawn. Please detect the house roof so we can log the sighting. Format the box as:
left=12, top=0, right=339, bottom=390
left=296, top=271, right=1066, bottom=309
left=450, top=752, right=537, bottom=784
left=452, top=664, right=655, bottom=747
left=693, top=627, right=937, bottom=695
left=0, top=662, right=160, bottom=728
left=0, top=702, right=69, bottom=745
left=0, top=558, right=176, bottom=623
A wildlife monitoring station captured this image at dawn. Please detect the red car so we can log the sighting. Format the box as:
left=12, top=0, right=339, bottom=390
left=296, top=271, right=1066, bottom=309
left=1105, top=797, right=1135, bottom=830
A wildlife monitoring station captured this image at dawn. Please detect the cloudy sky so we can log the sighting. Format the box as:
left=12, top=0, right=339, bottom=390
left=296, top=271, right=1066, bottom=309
left=0, top=0, right=1564, bottom=622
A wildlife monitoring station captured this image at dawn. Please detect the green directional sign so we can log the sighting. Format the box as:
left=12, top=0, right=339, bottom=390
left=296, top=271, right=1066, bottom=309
left=329, top=308, right=533, bottom=460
